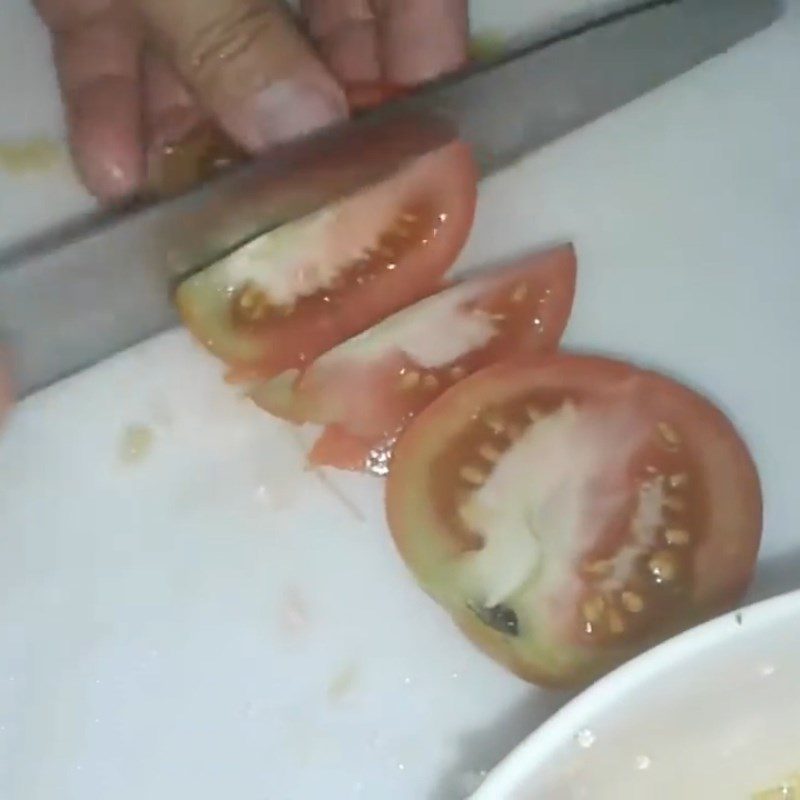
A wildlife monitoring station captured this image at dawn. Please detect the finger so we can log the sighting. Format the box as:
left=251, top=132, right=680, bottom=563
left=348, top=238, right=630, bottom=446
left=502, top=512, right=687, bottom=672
left=302, top=0, right=381, bottom=84
left=144, top=53, right=205, bottom=150
left=380, top=0, right=468, bottom=86
left=144, top=54, right=247, bottom=197
left=36, top=0, right=144, bottom=200
left=136, top=0, right=347, bottom=152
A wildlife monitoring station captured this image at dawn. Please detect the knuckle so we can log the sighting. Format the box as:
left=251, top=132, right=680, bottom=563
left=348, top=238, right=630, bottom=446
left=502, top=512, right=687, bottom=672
left=179, top=5, right=279, bottom=92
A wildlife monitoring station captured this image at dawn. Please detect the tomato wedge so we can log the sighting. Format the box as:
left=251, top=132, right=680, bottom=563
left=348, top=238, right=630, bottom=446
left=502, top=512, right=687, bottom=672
left=251, top=245, right=577, bottom=473
left=176, top=142, right=477, bottom=379
left=386, top=355, right=763, bottom=688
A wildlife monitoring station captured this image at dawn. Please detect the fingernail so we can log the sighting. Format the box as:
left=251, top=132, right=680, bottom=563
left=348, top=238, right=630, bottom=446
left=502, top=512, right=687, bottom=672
left=227, top=81, right=347, bottom=151
left=80, top=149, right=141, bottom=202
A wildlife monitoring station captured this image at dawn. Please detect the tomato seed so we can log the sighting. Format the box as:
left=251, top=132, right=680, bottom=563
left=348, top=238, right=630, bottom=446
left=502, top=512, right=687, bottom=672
left=511, top=283, right=529, bottom=303
left=506, top=423, right=524, bottom=442
left=608, top=608, right=626, bottom=635
left=665, top=528, right=691, bottom=547
left=648, top=550, right=679, bottom=583
left=399, top=371, right=421, bottom=390
left=657, top=422, right=681, bottom=449
left=669, top=473, right=689, bottom=489
left=460, top=465, right=486, bottom=486
left=423, top=374, right=440, bottom=390
left=663, top=495, right=686, bottom=513
left=582, top=595, right=607, bottom=624
left=233, top=283, right=271, bottom=323
left=449, top=366, right=467, bottom=381
left=483, top=412, right=506, bottom=434
left=621, top=591, right=645, bottom=614
left=583, top=559, right=614, bottom=577
left=526, top=405, right=543, bottom=423
left=478, top=443, right=502, bottom=463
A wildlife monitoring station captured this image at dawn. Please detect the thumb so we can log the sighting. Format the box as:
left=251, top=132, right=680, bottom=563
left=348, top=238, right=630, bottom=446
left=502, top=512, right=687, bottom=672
left=136, top=0, right=347, bottom=151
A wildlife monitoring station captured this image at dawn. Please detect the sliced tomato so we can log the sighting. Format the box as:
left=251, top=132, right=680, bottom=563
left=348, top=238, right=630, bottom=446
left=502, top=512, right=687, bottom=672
left=385, top=355, right=763, bottom=688
left=251, top=245, right=577, bottom=473
left=176, top=142, right=477, bottom=379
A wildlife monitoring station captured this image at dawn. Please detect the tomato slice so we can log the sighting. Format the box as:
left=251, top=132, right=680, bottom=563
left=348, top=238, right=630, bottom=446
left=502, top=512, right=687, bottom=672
left=385, top=355, right=763, bottom=688
left=176, top=142, right=477, bottom=379
left=250, top=245, right=577, bottom=473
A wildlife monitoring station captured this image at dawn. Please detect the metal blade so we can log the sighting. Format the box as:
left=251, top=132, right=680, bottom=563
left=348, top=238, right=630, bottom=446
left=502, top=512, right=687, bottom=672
left=428, top=0, right=782, bottom=174
left=0, top=0, right=781, bottom=395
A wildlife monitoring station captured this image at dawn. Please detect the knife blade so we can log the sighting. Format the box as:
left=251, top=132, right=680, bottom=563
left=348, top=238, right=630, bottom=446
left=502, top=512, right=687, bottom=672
left=0, top=0, right=781, bottom=395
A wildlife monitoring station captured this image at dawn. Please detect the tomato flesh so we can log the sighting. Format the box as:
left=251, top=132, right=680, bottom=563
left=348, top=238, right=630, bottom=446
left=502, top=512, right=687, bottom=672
left=251, top=245, right=577, bottom=473
left=386, top=355, right=762, bottom=687
left=176, top=142, right=477, bottom=379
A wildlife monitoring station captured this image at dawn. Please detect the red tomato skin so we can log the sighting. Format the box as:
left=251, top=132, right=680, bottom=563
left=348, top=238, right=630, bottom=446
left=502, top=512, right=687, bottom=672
left=385, top=354, right=763, bottom=687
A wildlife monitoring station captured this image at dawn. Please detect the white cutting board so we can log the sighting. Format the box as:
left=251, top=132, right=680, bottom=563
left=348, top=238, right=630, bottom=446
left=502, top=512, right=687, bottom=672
left=2, top=2, right=800, bottom=799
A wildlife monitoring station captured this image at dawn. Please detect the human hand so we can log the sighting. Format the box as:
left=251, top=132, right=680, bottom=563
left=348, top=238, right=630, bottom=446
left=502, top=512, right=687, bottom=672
left=34, top=0, right=469, bottom=201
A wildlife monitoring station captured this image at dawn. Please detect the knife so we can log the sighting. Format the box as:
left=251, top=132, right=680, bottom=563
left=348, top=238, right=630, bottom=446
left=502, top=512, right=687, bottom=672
left=0, top=0, right=781, bottom=396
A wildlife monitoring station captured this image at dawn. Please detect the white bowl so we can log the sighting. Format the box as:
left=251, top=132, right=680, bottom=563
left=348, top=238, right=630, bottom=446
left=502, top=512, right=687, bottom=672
left=472, top=590, right=800, bottom=799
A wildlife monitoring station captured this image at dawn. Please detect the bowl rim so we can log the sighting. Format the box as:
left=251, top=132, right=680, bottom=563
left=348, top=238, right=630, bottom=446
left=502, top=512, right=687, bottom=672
left=471, top=587, right=800, bottom=798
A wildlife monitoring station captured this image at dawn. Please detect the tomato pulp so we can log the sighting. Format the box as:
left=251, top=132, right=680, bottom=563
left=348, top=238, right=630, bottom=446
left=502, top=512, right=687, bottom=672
left=386, top=355, right=763, bottom=687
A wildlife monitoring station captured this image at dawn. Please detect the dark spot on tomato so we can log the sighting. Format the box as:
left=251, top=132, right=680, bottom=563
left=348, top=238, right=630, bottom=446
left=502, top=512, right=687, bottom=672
left=469, top=602, right=520, bottom=637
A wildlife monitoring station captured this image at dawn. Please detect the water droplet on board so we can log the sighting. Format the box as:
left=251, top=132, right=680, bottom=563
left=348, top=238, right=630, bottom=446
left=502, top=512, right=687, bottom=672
left=576, top=729, right=596, bottom=749
left=119, top=424, right=155, bottom=465
left=327, top=664, right=359, bottom=703
left=636, top=755, right=652, bottom=771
